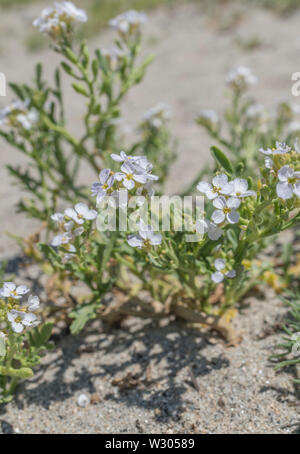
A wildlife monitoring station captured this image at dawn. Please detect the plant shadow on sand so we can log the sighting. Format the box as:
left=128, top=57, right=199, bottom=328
left=4, top=313, right=230, bottom=423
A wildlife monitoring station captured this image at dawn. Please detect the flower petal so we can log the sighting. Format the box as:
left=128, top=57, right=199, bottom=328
left=211, top=210, right=225, bottom=224
left=212, top=174, right=228, bottom=188
left=211, top=271, right=224, bottom=283
left=227, top=210, right=240, bottom=224
left=227, top=197, right=241, bottom=209
left=276, top=182, right=293, bottom=199
left=215, top=258, right=225, bottom=271
left=213, top=196, right=226, bottom=210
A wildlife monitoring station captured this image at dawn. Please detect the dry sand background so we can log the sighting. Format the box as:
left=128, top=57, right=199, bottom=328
left=0, top=1, right=300, bottom=433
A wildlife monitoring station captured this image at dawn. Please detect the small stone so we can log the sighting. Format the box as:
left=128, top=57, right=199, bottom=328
left=77, top=393, right=90, bottom=408
left=90, top=392, right=101, bottom=404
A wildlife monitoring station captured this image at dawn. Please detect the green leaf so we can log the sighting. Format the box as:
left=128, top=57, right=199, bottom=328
left=211, top=146, right=233, bottom=174
left=61, top=62, right=76, bottom=78
left=9, top=82, right=25, bottom=100
left=64, top=47, right=78, bottom=64
left=72, top=82, right=89, bottom=97
left=0, top=366, right=33, bottom=379
left=28, top=323, right=53, bottom=350
left=69, top=301, right=101, bottom=335
left=35, top=63, right=43, bottom=89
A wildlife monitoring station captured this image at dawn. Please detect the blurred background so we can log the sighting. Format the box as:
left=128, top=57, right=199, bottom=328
left=2, top=0, right=300, bottom=257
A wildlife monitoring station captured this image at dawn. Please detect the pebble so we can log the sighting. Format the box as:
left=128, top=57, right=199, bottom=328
left=77, top=393, right=90, bottom=408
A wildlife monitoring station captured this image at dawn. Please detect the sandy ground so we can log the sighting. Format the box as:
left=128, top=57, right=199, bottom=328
left=1, top=2, right=300, bottom=433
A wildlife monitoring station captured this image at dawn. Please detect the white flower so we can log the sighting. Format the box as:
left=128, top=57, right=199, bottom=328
left=74, top=226, right=84, bottom=236
left=62, top=252, right=75, bottom=263
left=264, top=157, right=274, bottom=170
left=16, top=109, right=38, bottom=130
left=111, top=151, right=156, bottom=177
left=51, top=232, right=73, bottom=247
left=109, top=10, right=147, bottom=35
left=128, top=224, right=162, bottom=249
left=197, top=174, right=229, bottom=200
left=101, top=47, right=126, bottom=71
left=7, top=310, right=39, bottom=333
left=26, top=295, right=40, bottom=311
left=51, top=212, right=65, bottom=224
left=0, top=99, right=38, bottom=129
left=211, top=196, right=240, bottom=224
left=116, top=161, right=148, bottom=190
left=196, top=219, right=223, bottom=241
left=33, top=2, right=87, bottom=37
left=197, top=109, right=219, bottom=131
left=143, top=103, right=171, bottom=129
left=276, top=165, right=300, bottom=199
left=211, top=258, right=236, bottom=283
left=111, top=150, right=144, bottom=166
left=91, top=168, right=115, bottom=203
left=222, top=178, right=256, bottom=198
left=65, top=203, right=97, bottom=224
left=259, top=141, right=291, bottom=156
left=57, top=2, right=87, bottom=22
left=226, top=66, right=257, bottom=92
left=0, top=282, right=30, bottom=300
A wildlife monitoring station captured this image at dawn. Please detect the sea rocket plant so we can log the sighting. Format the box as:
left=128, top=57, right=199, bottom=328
left=0, top=4, right=160, bottom=225
left=3, top=3, right=300, bottom=368
left=0, top=282, right=52, bottom=404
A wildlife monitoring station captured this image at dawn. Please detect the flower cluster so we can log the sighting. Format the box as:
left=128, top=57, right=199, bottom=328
left=196, top=109, right=220, bottom=133
left=51, top=203, right=97, bottom=261
left=128, top=222, right=162, bottom=250
left=0, top=99, right=38, bottom=131
left=197, top=174, right=256, bottom=233
left=33, top=1, right=87, bottom=38
left=0, top=282, right=40, bottom=334
left=260, top=140, right=300, bottom=200
left=109, top=10, right=147, bottom=37
left=141, top=103, right=171, bottom=130
left=211, top=259, right=236, bottom=283
left=91, top=152, right=158, bottom=205
left=101, top=47, right=127, bottom=71
left=226, top=66, right=257, bottom=92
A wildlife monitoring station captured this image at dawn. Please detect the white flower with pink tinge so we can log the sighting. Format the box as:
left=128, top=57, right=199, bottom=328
left=91, top=169, right=115, bottom=204
left=211, top=259, right=236, bottom=284
left=116, top=161, right=148, bottom=190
